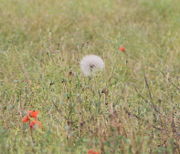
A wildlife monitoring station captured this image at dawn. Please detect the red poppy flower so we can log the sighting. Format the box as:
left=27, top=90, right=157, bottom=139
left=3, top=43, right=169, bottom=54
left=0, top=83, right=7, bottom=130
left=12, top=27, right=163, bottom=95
left=28, top=110, right=39, bottom=119
left=29, top=120, right=42, bottom=129
left=22, top=116, right=30, bottom=123
left=119, top=46, right=126, bottom=52
left=22, top=110, right=39, bottom=123
left=87, top=150, right=99, bottom=154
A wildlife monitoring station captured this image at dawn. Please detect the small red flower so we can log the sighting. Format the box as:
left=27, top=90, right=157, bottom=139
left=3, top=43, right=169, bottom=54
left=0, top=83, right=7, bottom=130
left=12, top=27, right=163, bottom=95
left=28, top=110, right=39, bottom=119
left=29, top=120, right=42, bottom=129
left=119, top=46, right=126, bottom=52
left=88, top=150, right=99, bottom=154
left=22, top=116, right=30, bottom=123
left=22, top=110, right=39, bottom=123
left=22, top=110, right=42, bottom=130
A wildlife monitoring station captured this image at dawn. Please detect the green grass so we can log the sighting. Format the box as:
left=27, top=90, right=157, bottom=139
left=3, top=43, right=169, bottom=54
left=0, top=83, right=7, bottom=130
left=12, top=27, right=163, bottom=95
left=0, top=0, right=180, bottom=153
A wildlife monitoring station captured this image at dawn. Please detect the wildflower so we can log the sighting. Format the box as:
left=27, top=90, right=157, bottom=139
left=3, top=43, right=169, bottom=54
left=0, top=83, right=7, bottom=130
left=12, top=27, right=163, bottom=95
left=22, top=116, right=30, bottom=122
left=28, top=110, right=39, bottom=119
left=119, top=46, right=126, bottom=52
left=80, top=55, right=105, bottom=76
left=87, top=150, right=99, bottom=154
left=29, top=120, right=42, bottom=129
left=22, top=110, right=39, bottom=123
left=22, top=110, right=42, bottom=130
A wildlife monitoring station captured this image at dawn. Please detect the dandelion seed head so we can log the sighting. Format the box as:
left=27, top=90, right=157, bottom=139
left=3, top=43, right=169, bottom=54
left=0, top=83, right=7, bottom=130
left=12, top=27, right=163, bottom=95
left=80, top=55, right=105, bottom=76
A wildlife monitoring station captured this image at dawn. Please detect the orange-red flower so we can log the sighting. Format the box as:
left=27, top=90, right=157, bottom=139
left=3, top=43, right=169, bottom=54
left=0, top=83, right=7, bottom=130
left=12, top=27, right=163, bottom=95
left=88, top=150, right=99, bottom=154
left=22, top=116, right=30, bottom=122
left=28, top=110, right=39, bottom=119
left=119, top=46, right=126, bottom=52
left=22, top=110, right=39, bottom=123
left=22, top=110, right=42, bottom=130
left=29, top=120, right=42, bottom=129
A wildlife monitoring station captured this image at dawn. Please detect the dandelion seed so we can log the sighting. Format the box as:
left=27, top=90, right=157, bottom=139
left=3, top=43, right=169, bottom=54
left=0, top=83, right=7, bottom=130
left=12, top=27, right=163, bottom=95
left=80, top=55, right=105, bottom=76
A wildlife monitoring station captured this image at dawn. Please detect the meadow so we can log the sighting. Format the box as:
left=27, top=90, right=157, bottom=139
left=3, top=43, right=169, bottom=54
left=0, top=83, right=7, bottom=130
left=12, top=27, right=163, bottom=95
left=0, top=0, right=180, bottom=153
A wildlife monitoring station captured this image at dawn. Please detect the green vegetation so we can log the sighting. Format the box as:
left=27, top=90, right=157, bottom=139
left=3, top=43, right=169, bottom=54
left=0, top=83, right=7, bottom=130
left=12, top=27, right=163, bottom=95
left=0, top=0, right=179, bottom=153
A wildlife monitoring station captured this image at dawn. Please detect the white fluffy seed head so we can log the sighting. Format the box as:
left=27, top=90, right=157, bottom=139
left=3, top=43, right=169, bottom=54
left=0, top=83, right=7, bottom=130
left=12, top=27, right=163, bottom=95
left=80, top=55, right=105, bottom=76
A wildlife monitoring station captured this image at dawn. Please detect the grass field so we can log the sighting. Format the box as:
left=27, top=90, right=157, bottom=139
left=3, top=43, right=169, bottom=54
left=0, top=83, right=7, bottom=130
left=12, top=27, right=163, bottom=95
left=0, top=0, right=180, bottom=153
